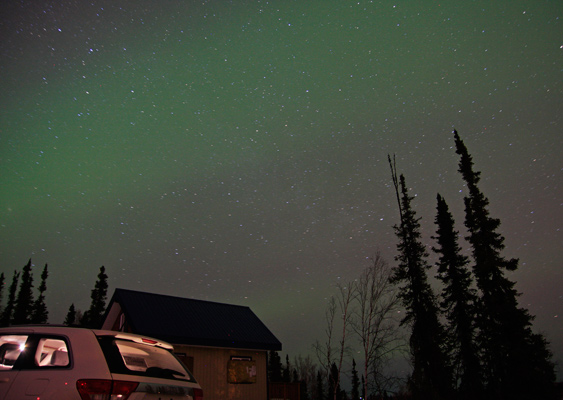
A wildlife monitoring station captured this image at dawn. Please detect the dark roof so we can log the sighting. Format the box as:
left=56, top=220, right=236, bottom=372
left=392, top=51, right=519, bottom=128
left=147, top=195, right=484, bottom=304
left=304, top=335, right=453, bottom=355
left=105, top=288, right=281, bottom=351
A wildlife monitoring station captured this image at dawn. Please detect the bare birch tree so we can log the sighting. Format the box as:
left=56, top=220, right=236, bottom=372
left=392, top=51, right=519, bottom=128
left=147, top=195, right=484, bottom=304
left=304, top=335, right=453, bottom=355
left=314, top=296, right=336, bottom=385
left=314, top=283, right=354, bottom=400
left=294, top=354, right=318, bottom=399
left=334, top=283, right=354, bottom=400
left=352, top=252, right=401, bottom=397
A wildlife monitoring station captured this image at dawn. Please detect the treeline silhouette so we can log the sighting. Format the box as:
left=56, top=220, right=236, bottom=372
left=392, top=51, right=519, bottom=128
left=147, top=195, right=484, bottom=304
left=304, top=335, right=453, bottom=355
left=385, top=130, right=556, bottom=400
left=0, top=263, right=108, bottom=329
left=267, top=131, right=557, bottom=400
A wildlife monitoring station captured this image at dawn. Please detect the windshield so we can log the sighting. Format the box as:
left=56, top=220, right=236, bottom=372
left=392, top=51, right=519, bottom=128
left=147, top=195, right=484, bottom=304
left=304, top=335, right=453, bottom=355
left=98, top=337, right=195, bottom=382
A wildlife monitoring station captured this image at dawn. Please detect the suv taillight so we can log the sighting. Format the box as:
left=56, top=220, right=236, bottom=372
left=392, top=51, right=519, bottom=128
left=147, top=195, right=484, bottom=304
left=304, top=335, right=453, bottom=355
left=193, top=387, right=204, bottom=400
left=76, top=379, right=139, bottom=400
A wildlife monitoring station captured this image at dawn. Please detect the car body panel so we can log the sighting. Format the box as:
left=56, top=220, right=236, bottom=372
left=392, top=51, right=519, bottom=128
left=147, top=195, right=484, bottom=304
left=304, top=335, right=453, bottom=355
left=0, top=326, right=201, bottom=400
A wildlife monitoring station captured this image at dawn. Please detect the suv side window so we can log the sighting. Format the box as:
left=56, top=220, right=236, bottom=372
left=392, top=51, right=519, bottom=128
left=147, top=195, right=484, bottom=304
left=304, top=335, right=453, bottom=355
left=35, top=338, right=70, bottom=367
left=0, top=335, right=70, bottom=370
left=0, top=335, right=28, bottom=370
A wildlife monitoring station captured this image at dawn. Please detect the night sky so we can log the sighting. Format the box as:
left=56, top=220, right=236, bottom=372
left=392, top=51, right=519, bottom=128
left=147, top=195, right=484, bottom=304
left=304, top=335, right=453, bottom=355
left=1, top=1, right=561, bottom=379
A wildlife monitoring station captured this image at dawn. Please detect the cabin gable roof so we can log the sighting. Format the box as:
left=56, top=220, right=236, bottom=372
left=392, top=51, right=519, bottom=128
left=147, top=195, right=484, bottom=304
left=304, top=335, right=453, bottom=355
left=104, top=288, right=282, bottom=351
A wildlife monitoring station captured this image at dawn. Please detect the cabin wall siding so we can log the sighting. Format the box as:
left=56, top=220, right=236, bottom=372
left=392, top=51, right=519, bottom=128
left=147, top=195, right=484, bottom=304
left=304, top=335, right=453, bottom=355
left=175, top=345, right=268, bottom=400
left=102, top=290, right=281, bottom=400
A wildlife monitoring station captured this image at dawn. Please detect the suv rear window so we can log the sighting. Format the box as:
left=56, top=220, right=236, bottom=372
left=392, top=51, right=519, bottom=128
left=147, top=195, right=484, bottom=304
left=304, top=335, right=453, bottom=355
left=0, top=335, right=70, bottom=370
left=98, top=337, right=195, bottom=382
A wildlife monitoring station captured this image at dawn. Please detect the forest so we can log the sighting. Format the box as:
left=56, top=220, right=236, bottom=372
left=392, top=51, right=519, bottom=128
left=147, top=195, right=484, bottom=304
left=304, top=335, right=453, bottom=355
left=0, top=263, right=108, bottom=329
left=0, top=131, right=558, bottom=400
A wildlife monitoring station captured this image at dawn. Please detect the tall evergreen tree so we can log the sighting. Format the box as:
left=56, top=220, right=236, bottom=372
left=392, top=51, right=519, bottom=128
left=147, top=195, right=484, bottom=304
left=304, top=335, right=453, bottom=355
left=300, top=375, right=310, bottom=400
left=0, top=273, right=5, bottom=316
left=328, top=363, right=343, bottom=400
left=268, top=350, right=283, bottom=382
left=81, top=266, right=108, bottom=328
left=31, top=264, right=49, bottom=324
left=316, top=370, right=325, bottom=400
left=388, top=156, right=452, bottom=400
left=351, top=359, right=360, bottom=400
left=64, top=303, right=77, bottom=326
left=12, top=259, right=34, bottom=325
left=283, top=354, right=291, bottom=382
left=0, top=271, right=19, bottom=326
left=454, top=130, right=555, bottom=399
left=432, top=194, right=482, bottom=399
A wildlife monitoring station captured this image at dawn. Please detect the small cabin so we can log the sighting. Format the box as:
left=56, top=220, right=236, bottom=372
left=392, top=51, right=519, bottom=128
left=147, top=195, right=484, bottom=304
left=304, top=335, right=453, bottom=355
left=102, top=288, right=282, bottom=400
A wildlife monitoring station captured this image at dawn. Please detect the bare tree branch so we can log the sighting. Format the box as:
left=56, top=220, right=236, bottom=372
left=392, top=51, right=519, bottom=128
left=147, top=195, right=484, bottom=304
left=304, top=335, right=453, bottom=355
left=351, top=252, right=402, bottom=397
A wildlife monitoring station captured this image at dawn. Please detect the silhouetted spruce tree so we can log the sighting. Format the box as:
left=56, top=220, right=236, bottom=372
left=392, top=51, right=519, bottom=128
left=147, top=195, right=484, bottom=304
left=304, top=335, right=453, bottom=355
left=0, top=273, right=4, bottom=311
left=64, top=303, right=77, bottom=326
left=388, top=156, right=452, bottom=400
left=268, top=350, right=283, bottom=382
left=80, top=266, right=108, bottom=328
left=351, top=359, right=360, bottom=400
left=283, top=354, right=291, bottom=382
left=433, top=194, right=482, bottom=399
left=31, top=264, right=49, bottom=324
left=328, top=363, right=343, bottom=400
left=12, top=259, right=34, bottom=325
left=454, top=130, right=555, bottom=399
left=0, top=271, right=19, bottom=326
left=316, top=370, right=325, bottom=400
left=300, top=375, right=310, bottom=400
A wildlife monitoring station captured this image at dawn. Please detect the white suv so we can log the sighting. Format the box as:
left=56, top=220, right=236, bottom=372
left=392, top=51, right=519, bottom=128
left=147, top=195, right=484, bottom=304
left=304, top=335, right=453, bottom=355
left=0, top=325, right=203, bottom=399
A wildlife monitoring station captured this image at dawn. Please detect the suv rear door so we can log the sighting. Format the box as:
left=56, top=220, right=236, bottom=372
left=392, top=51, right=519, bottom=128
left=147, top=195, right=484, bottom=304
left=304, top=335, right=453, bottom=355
left=1, top=334, right=73, bottom=399
left=0, top=334, right=30, bottom=400
left=97, top=335, right=202, bottom=399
